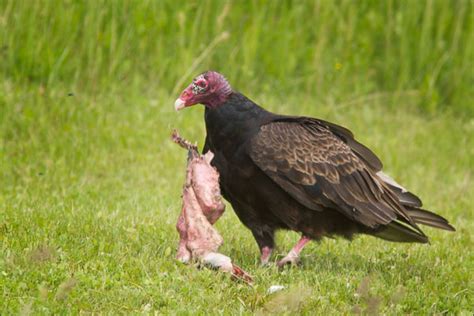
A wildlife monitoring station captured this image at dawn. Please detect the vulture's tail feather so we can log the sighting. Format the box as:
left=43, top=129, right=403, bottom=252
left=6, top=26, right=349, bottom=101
left=371, top=221, right=429, bottom=243
left=405, top=208, right=456, bottom=231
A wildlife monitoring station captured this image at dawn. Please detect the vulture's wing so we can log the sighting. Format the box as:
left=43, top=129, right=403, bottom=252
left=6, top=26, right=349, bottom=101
left=313, top=118, right=383, bottom=171
left=267, top=116, right=422, bottom=207
left=248, top=119, right=424, bottom=233
left=314, top=118, right=422, bottom=207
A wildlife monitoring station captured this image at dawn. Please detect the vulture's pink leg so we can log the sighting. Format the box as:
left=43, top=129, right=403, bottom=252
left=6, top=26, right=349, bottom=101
left=277, top=236, right=311, bottom=268
left=260, top=246, right=273, bottom=265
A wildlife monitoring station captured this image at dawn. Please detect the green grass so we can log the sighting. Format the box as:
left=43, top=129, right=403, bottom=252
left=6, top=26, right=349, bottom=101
left=1, top=0, right=473, bottom=314
left=1, top=88, right=473, bottom=314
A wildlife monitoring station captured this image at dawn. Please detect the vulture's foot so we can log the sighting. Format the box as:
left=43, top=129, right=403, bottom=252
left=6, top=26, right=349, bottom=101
left=277, top=235, right=311, bottom=268
left=277, top=253, right=301, bottom=268
left=260, top=246, right=273, bottom=266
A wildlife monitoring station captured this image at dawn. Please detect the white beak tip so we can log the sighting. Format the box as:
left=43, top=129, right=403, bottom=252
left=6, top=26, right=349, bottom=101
left=174, top=98, right=185, bottom=111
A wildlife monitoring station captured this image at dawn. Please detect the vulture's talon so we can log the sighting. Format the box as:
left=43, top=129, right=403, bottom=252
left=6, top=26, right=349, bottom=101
left=277, top=256, right=301, bottom=268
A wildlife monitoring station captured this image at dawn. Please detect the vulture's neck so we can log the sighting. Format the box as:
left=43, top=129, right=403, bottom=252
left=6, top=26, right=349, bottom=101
left=204, top=92, right=271, bottom=152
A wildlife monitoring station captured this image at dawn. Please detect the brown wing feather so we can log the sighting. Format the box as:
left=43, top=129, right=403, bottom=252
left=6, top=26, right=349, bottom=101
left=273, top=116, right=384, bottom=171
left=249, top=121, right=423, bottom=233
left=271, top=116, right=424, bottom=208
left=315, top=118, right=383, bottom=171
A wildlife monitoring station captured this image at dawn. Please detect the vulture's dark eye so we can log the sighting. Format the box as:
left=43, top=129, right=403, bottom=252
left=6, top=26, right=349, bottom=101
left=192, top=79, right=207, bottom=94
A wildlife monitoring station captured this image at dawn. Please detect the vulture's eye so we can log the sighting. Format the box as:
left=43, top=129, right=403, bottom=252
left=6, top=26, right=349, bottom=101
left=192, top=79, right=208, bottom=94
left=196, top=80, right=206, bottom=87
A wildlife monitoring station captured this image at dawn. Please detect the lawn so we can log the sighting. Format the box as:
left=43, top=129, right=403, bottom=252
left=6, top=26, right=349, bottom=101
left=1, top=1, right=473, bottom=314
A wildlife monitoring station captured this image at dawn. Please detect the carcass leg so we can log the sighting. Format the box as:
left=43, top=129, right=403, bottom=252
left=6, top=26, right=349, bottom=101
left=176, top=210, right=191, bottom=263
left=277, top=235, right=311, bottom=268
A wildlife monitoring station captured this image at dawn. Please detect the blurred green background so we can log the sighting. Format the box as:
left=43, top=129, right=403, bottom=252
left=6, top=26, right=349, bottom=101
left=1, top=1, right=473, bottom=314
left=1, top=0, right=473, bottom=114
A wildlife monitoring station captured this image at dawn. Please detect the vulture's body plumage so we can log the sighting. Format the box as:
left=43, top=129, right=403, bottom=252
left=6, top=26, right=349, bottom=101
left=175, top=71, right=455, bottom=266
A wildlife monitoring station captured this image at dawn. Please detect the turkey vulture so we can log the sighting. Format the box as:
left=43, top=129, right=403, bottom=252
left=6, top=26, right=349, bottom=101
left=174, top=71, right=455, bottom=267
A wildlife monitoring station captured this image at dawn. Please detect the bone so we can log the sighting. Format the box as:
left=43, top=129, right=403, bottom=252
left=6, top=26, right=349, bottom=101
left=171, top=129, right=198, bottom=152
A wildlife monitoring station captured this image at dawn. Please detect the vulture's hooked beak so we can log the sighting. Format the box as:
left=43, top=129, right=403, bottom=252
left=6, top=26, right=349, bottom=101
left=174, top=98, right=186, bottom=111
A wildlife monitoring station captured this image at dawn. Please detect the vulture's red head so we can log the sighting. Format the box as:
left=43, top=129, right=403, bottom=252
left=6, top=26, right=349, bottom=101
left=174, top=71, right=232, bottom=111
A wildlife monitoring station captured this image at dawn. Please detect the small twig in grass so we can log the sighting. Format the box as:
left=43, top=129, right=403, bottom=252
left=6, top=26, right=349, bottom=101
left=453, top=288, right=469, bottom=298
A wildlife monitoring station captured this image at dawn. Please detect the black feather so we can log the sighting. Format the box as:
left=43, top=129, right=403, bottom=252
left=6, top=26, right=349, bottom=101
left=200, top=89, right=454, bottom=256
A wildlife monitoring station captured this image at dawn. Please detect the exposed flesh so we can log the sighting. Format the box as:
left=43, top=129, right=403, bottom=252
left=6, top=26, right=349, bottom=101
left=172, top=130, right=252, bottom=284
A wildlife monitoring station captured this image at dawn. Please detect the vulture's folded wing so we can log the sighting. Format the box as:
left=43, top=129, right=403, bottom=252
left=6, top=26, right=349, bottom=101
left=248, top=119, right=424, bottom=235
